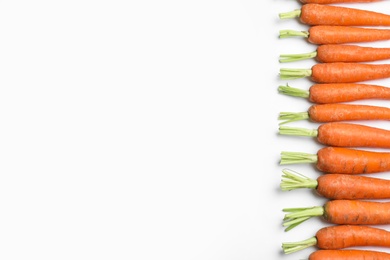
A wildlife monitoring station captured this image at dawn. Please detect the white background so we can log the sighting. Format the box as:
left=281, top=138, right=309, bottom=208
left=1, top=1, right=390, bottom=259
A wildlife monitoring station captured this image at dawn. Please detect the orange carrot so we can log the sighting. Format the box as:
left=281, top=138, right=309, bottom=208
left=281, top=169, right=390, bottom=200
left=280, top=63, right=390, bottom=83
left=309, top=249, right=390, bottom=260
left=280, top=146, right=390, bottom=174
left=279, top=44, right=390, bottom=63
left=280, top=25, right=390, bottom=45
left=300, top=0, right=381, bottom=3
left=279, top=122, right=390, bottom=148
left=280, top=4, right=390, bottom=26
left=283, top=199, right=390, bottom=231
left=279, top=103, right=390, bottom=124
left=282, top=225, right=390, bottom=254
left=278, top=83, right=390, bottom=103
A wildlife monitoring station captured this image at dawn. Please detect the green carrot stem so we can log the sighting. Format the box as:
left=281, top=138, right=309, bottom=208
left=282, top=237, right=317, bottom=254
left=279, top=9, right=301, bottom=19
left=280, top=68, right=312, bottom=80
left=280, top=168, right=318, bottom=191
left=280, top=151, right=318, bottom=165
left=278, top=112, right=309, bottom=125
left=279, top=29, right=309, bottom=39
left=278, top=85, right=309, bottom=98
left=283, top=206, right=324, bottom=231
left=279, top=125, right=318, bottom=137
left=279, top=51, right=317, bottom=63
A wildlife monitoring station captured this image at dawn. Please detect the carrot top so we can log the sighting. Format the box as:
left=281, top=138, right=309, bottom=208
left=279, top=51, right=317, bottom=63
left=280, top=151, right=318, bottom=165
left=282, top=237, right=317, bottom=254
left=283, top=206, right=324, bottom=231
left=280, top=169, right=318, bottom=191
left=278, top=85, right=309, bottom=98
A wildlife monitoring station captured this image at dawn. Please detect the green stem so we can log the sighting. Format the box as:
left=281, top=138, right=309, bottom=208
left=278, top=85, right=309, bottom=99
left=280, top=151, right=318, bottom=165
left=282, top=237, right=317, bottom=254
left=283, top=206, right=324, bottom=231
left=280, top=68, right=312, bottom=80
left=280, top=168, right=318, bottom=191
left=278, top=111, right=309, bottom=125
left=279, top=9, right=301, bottom=19
left=279, top=29, right=309, bottom=39
left=279, top=51, right=317, bottom=63
left=279, top=125, right=318, bottom=137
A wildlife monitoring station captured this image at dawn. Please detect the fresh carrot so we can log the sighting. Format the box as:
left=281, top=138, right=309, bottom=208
left=281, top=169, right=390, bottom=200
left=300, top=0, right=381, bottom=3
left=280, top=25, right=390, bottom=45
left=279, top=122, right=390, bottom=148
left=278, top=83, right=390, bottom=103
left=282, top=225, right=390, bottom=254
left=280, top=63, right=390, bottom=83
left=279, top=103, right=390, bottom=124
left=308, top=249, right=390, bottom=260
left=283, top=199, right=390, bottom=231
left=279, top=44, right=390, bottom=63
left=280, top=146, right=390, bottom=174
left=280, top=4, right=390, bottom=26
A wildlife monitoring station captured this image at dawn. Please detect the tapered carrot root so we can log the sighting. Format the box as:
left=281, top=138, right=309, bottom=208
left=281, top=169, right=390, bottom=200
left=280, top=25, right=390, bottom=45
left=300, top=0, right=381, bottom=3
left=280, top=63, right=390, bottom=83
left=309, top=249, right=390, bottom=260
left=279, top=122, right=390, bottom=148
left=282, top=225, right=390, bottom=254
left=280, top=4, right=390, bottom=26
left=279, top=104, right=390, bottom=124
left=283, top=200, right=390, bottom=231
left=280, top=146, right=390, bottom=174
left=278, top=83, right=390, bottom=103
left=279, top=44, right=390, bottom=63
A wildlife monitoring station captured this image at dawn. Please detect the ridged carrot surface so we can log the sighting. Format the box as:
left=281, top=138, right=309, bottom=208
left=300, top=0, right=381, bottom=3
left=309, top=249, right=390, bottom=260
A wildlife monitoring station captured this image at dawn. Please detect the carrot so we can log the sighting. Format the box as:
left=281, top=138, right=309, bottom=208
left=280, top=146, right=390, bottom=174
left=280, top=4, right=390, bottom=26
left=283, top=225, right=390, bottom=254
left=279, top=25, right=390, bottom=45
left=279, top=44, right=390, bottom=63
left=283, top=199, right=390, bottom=231
left=278, top=83, right=390, bottom=103
left=281, top=169, right=390, bottom=200
left=279, top=122, right=390, bottom=148
left=278, top=103, right=390, bottom=124
left=308, top=249, right=390, bottom=260
left=300, top=0, right=381, bottom=3
left=280, top=62, right=390, bottom=83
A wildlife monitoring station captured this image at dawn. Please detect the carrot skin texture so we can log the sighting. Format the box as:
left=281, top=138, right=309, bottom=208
left=309, top=249, right=390, bottom=260
left=316, top=147, right=390, bottom=174
left=316, top=122, right=390, bottom=148
left=299, top=4, right=390, bottom=26
left=316, top=225, right=390, bottom=249
left=310, top=63, right=390, bottom=83
left=308, top=103, right=390, bottom=122
left=309, top=83, right=390, bottom=103
left=316, top=44, right=390, bottom=63
left=300, top=0, right=381, bottom=3
left=316, top=174, right=390, bottom=199
left=308, top=26, right=390, bottom=44
left=323, top=200, right=390, bottom=225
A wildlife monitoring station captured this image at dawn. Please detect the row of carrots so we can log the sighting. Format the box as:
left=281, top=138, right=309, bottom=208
left=278, top=0, right=390, bottom=259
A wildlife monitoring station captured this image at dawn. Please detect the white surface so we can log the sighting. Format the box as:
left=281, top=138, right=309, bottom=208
left=1, top=0, right=390, bottom=259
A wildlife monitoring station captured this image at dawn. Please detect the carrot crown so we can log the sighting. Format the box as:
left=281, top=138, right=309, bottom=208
left=282, top=237, right=317, bottom=254
left=279, top=9, right=301, bottom=19
left=279, top=51, right=317, bottom=63
left=280, top=151, right=318, bottom=165
left=279, top=125, right=317, bottom=137
left=283, top=206, right=324, bottom=231
left=278, top=112, right=309, bottom=125
left=279, top=29, right=309, bottom=39
left=280, top=169, right=318, bottom=191
left=280, top=68, right=312, bottom=80
left=278, top=85, right=309, bottom=98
